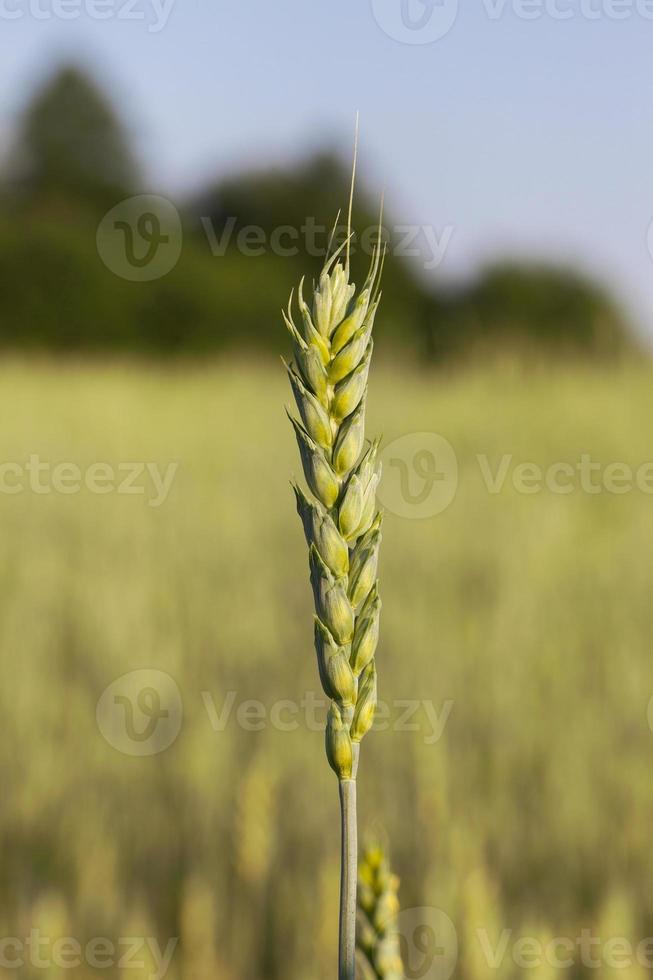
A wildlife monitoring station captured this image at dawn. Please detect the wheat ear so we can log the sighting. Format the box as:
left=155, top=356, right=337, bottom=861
left=284, top=216, right=384, bottom=980
left=356, top=842, right=403, bottom=980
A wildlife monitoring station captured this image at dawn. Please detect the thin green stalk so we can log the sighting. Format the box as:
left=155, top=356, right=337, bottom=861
left=339, top=778, right=358, bottom=980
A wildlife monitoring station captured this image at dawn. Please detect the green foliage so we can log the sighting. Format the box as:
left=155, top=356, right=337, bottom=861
left=0, top=215, right=133, bottom=349
left=0, top=64, right=639, bottom=360
left=189, top=151, right=430, bottom=353
left=0, top=213, right=296, bottom=353
left=5, top=64, right=138, bottom=211
left=429, top=262, right=633, bottom=360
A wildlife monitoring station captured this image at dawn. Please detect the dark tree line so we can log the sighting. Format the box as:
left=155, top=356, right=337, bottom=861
left=0, top=63, right=636, bottom=359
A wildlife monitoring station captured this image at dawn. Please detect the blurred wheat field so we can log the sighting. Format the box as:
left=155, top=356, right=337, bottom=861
left=1, top=357, right=653, bottom=980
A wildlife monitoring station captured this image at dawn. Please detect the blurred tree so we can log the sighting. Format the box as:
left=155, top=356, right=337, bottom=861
left=194, top=151, right=347, bottom=237
left=427, top=262, right=635, bottom=361
left=188, top=151, right=433, bottom=354
left=4, top=64, right=138, bottom=212
left=0, top=68, right=638, bottom=360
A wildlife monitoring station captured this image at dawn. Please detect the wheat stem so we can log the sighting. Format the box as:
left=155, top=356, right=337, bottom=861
left=339, top=778, right=358, bottom=980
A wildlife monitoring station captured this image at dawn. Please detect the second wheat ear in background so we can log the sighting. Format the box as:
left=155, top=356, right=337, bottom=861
left=357, top=841, right=403, bottom=980
left=284, top=222, right=385, bottom=980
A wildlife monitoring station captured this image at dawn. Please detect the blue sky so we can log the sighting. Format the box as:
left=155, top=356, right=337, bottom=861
left=1, top=0, right=652, bottom=336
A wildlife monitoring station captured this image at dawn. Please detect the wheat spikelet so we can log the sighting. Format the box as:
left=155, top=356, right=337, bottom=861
left=285, top=229, right=384, bottom=780
left=356, top=842, right=403, bottom=980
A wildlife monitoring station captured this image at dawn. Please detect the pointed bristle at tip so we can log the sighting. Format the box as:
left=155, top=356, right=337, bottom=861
left=346, top=114, right=359, bottom=274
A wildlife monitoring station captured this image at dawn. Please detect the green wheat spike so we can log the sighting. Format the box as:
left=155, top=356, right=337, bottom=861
left=284, top=132, right=386, bottom=980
